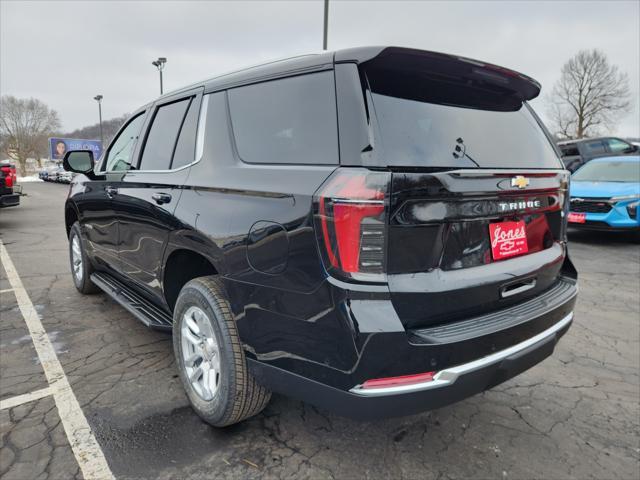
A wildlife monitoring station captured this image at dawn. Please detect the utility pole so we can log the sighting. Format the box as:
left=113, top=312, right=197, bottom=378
left=152, top=57, right=167, bottom=94
left=323, top=0, right=329, bottom=50
left=93, top=95, right=103, bottom=146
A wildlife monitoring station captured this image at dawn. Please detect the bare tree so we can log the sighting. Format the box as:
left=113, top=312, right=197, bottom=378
left=0, top=95, right=61, bottom=175
left=547, top=49, right=631, bottom=139
left=65, top=114, right=129, bottom=147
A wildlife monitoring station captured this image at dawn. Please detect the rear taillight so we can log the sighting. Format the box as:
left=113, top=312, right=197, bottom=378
left=314, top=168, right=390, bottom=282
left=1, top=167, right=12, bottom=188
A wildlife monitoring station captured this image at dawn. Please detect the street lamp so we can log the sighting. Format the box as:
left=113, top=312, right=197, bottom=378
left=323, top=0, right=329, bottom=50
left=152, top=57, right=167, bottom=94
left=93, top=95, right=103, bottom=146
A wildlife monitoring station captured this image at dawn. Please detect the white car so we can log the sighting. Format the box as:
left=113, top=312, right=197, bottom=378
left=47, top=166, right=64, bottom=182
left=59, top=171, right=75, bottom=183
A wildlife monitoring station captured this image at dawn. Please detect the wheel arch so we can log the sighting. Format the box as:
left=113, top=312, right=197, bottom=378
left=64, top=202, right=79, bottom=237
left=163, top=248, right=219, bottom=312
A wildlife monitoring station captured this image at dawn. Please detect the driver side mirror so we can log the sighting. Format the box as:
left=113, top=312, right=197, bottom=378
left=63, top=150, right=94, bottom=175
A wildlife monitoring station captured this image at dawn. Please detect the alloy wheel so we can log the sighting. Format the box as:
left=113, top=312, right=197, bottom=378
left=71, top=235, right=83, bottom=283
left=180, top=306, right=221, bottom=401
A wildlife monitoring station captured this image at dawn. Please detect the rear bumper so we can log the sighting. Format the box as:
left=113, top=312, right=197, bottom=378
left=249, top=312, right=573, bottom=420
left=0, top=193, right=20, bottom=208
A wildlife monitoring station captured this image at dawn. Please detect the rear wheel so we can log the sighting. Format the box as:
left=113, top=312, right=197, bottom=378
left=173, top=276, right=271, bottom=427
left=68, top=222, right=100, bottom=294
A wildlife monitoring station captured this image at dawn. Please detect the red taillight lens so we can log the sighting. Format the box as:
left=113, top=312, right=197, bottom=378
left=314, top=169, right=390, bottom=280
left=360, top=372, right=436, bottom=390
left=1, top=167, right=12, bottom=187
left=332, top=202, right=384, bottom=272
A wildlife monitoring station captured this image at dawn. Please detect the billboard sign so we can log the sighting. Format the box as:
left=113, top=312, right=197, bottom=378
left=49, top=138, right=103, bottom=162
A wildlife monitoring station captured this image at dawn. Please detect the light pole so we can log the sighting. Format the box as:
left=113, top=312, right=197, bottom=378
left=93, top=95, right=103, bottom=146
left=152, top=57, right=167, bottom=94
left=323, top=0, right=329, bottom=50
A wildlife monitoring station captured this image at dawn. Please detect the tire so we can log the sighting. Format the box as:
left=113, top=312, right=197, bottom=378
left=173, top=276, right=271, bottom=427
left=68, top=222, right=100, bottom=294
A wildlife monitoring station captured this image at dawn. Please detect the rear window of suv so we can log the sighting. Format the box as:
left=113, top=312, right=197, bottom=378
left=228, top=71, right=338, bottom=165
left=363, top=67, right=561, bottom=169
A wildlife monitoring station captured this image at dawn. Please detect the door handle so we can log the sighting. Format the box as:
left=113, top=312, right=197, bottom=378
left=105, top=186, right=118, bottom=198
left=151, top=192, right=172, bottom=205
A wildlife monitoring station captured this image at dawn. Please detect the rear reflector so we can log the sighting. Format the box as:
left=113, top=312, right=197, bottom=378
left=360, top=371, right=436, bottom=390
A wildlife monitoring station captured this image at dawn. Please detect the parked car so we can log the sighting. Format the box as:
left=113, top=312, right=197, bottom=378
left=62, top=46, right=578, bottom=427
left=568, top=156, right=640, bottom=231
left=558, top=137, right=639, bottom=172
left=0, top=161, right=20, bottom=208
left=59, top=171, right=75, bottom=184
left=47, top=165, right=64, bottom=182
left=39, top=166, right=57, bottom=181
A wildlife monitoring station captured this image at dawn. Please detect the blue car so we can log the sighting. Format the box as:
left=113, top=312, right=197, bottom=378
left=569, top=156, right=640, bottom=231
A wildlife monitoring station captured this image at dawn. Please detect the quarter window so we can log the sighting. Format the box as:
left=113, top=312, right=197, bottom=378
left=139, top=98, right=191, bottom=171
left=228, top=71, right=338, bottom=165
left=103, top=113, right=146, bottom=172
left=606, top=138, right=632, bottom=153
left=172, top=98, right=201, bottom=170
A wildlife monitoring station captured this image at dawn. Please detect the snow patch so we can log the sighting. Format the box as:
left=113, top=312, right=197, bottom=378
left=17, top=176, right=43, bottom=183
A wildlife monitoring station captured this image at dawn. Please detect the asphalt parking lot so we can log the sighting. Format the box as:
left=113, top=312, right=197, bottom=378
left=1, top=181, right=639, bottom=480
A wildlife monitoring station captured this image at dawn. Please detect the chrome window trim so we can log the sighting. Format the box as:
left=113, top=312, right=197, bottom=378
left=350, top=312, right=574, bottom=397
left=194, top=92, right=209, bottom=165
left=99, top=110, right=148, bottom=174
left=103, top=93, right=210, bottom=175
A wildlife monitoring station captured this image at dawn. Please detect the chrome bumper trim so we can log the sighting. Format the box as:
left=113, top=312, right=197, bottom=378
left=350, top=312, right=573, bottom=397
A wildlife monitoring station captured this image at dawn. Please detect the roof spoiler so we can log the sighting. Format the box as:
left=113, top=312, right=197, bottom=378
left=335, top=47, right=541, bottom=102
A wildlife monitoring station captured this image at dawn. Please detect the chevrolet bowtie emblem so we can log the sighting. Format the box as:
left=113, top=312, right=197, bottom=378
left=511, top=176, right=530, bottom=189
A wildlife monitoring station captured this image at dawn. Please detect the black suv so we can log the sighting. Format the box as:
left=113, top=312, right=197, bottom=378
left=63, top=47, right=578, bottom=427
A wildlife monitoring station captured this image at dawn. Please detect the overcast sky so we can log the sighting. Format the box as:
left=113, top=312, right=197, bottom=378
left=1, top=0, right=638, bottom=136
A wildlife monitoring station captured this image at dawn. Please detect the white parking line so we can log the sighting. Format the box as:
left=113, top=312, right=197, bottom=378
left=0, top=288, right=14, bottom=293
left=0, top=386, right=53, bottom=410
left=0, top=241, right=114, bottom=480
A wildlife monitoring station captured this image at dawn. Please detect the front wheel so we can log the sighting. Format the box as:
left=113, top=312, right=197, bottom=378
left=68, top=222, right=100, bottom=294
left=173, top=276, right=271, bottom=427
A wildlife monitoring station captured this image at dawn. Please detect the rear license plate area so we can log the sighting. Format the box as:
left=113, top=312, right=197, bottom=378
left=489, top=220, right=529, bottom=261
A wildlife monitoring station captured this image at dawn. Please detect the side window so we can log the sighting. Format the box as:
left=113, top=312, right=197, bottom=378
left=606, top=138, right=632, bottom=153
left=560, top=145, right=579, bottom=157
left=139, top=98, right=191, bottom=171
left=585, top=141, right=606, bottom=154
left=228, top=71, right=338, bottom=165
left=172, top=97, right=202, bottom=170
left=103, top=113, right=146, bottom=172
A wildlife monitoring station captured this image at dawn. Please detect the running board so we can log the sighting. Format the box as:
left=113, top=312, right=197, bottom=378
left=90, top=272, right=173, bottom=331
